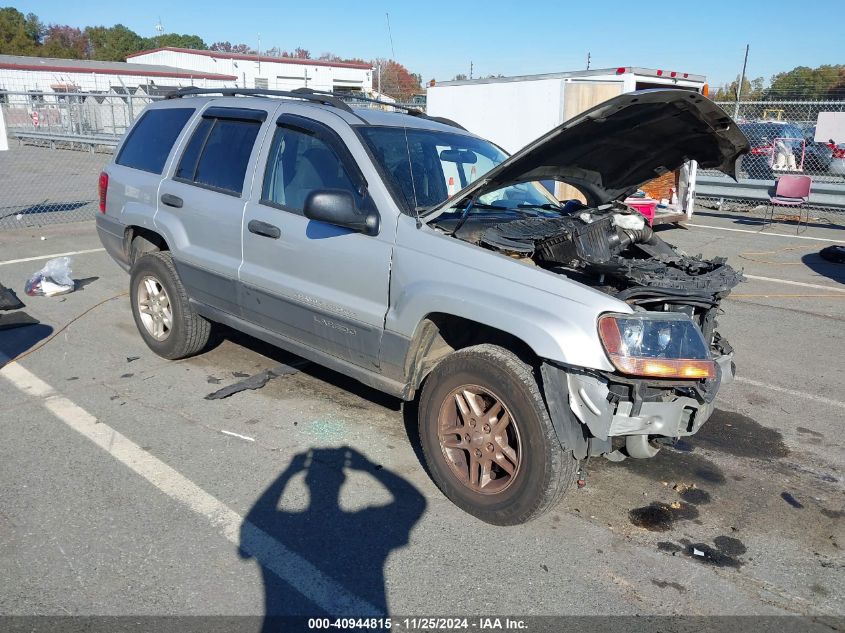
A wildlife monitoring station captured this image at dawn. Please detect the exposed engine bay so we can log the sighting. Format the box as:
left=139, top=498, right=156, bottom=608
left=434, top=202, right=743, bottom=357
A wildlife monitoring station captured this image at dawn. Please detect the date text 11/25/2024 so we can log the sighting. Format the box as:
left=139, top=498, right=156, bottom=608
left=307, top=618, right=529, bottom=630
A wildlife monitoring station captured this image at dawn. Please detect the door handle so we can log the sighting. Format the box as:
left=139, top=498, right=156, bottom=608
left=248, top=219, right=281, bottom=239
left=161, top=193, right=183, bottom=208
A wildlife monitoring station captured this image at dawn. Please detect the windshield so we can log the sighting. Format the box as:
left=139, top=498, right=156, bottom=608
left=358, top=126, right=556, bottom=215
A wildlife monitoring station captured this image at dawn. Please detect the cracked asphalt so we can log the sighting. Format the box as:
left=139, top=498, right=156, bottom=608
left=0, top=210, right=842, bottom=625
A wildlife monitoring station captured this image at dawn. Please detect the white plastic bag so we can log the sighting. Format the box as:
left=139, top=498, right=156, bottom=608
left=25, top=256, right=74, bottom=297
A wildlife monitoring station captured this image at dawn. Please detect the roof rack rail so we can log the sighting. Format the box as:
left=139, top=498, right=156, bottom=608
left=163, top=87, right=467, bottom=130
left=163, top=87, right=354, bottom=113
left=301, top=88, right=466, bottom=130
left=302, top=89, right=423, bottom=114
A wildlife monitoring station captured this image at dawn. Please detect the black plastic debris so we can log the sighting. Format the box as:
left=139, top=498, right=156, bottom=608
left=781, top=492, right=804, bottom=508
left=0, top=311, right=38, bottom=330
left=126, top=356, right=140, bottom=363
left=0, top=284, right=25, bottom=311
left=819, top=245, right=845, bottom=264
left=205, top=360, right=310, bottom=400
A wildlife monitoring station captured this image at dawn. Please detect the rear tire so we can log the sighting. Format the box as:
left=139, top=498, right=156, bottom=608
left=129, top=251, right=211, bottom=360
left=418, top=344, right=577, bottom=525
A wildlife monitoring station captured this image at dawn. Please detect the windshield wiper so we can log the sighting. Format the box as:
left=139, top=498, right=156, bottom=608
left=449, top=198, right=483, bottom=235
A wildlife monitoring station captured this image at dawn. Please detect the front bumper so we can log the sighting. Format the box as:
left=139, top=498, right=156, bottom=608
left=567, top=353, right=734, bottom=441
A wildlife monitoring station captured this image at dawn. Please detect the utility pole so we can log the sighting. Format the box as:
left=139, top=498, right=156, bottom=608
left=470, top=61, right=473, bottom=80
left=257, top=33, right=261, bottom=76
left=586, top=52, right=591, bottom=70
left=734, top=44, right=749, bottom=118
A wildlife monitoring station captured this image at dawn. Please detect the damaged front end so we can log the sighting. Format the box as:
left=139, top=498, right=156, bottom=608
left=440, top=204, right=742, bottom=460
left=424, top=90, right=750, bottom=460
left=475, top=204, right=741, bottom=356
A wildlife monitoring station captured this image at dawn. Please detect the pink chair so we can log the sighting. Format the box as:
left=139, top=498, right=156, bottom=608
left=765, top=175, right=812, bottom=232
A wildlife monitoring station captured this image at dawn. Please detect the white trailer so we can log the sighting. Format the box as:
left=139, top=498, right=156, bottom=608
left=427, top=67, right=708, bottom=218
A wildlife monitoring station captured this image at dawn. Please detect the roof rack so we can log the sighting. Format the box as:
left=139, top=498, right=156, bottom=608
left=164, top=87, right=466, bottom=130
left=302, top=89, right=423, bottom=115
left=164, top=87, right=354, bottom=112
left=301, top=89, right=464, bottom=129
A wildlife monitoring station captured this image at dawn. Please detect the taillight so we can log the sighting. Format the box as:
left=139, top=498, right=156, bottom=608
left=98, top=171, right=109, bottom=213
left=832, top=147, right=845, bottom=159
left=751, top=145, right=773, bottom=156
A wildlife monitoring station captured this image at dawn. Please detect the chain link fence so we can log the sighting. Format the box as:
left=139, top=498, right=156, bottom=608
left=696, top=100, right=845, bottom=222
left=1, top=90, right=163, bottom=230
left=9, top=88, right=841, bottom=232
left=0, top=88, right=426, bottom=231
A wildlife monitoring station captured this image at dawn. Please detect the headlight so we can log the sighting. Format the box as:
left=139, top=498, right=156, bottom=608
left=598, top=313, right=715, bottom=380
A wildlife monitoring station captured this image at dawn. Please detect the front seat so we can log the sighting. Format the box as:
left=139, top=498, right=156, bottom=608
left=285, top=148, right=334, bottom=209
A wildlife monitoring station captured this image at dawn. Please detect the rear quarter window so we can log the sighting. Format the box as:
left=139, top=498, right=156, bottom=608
left=116, top=108, right=195, bottom=174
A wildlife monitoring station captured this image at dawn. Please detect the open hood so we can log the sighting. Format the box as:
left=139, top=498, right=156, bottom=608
left=428, top=89, right=750, bottom=213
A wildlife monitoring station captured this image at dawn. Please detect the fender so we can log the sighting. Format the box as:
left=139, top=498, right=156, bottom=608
left=387, top=217, right=629, bottom=371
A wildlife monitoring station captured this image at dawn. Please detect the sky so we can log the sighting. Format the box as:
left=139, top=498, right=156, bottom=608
left=12, top=0, right=845, bottom=87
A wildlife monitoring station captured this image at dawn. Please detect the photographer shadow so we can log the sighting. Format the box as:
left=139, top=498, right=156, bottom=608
left=240, top=446, right=426, bottom=624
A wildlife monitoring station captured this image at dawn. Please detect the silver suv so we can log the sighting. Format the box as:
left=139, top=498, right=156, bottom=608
left=96, top=87, right=749, bottom=525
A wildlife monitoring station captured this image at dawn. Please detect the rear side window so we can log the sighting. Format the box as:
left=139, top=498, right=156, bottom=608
left=116, top=108, right=194, bottom=174
left=176, top=116, right=263, bottom=196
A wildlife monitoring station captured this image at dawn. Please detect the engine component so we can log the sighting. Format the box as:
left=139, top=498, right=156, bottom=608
left=449, top=206, right=743, bottom=353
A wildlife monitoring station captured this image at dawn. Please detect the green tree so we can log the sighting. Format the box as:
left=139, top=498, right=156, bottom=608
left=85, top=24, right=145, bottom=60
left=148, top=33, right=206, bottom=50
left=23, top=12, right=43, bottom=44
left=0, top=7, right=40, bottom=55
left=765, top=64, right=845, bottom=99
left=711, top=75, right=766, bottom=101
left=210, top=41, right=255, bottom=54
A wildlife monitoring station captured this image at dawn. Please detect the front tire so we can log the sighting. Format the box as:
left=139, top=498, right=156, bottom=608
left=129, top=251, right=211, bottom=359
left=418, top=344, right=577, bottom=525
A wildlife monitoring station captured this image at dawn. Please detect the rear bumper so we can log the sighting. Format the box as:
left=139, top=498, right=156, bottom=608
left=95, top=214, right=129, bottom=272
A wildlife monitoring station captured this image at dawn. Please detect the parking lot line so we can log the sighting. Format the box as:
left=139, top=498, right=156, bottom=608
left=0, top=248, right=106, bottom=267
left=0, top=361, right=381, bottom=616
left=744, top=274, right=845, bottom=293
left=688, top=224, right=841, bottom=243
left=735, top=376, right=845, bottom=410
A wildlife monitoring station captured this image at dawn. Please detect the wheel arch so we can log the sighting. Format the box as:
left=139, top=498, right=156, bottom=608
left=403, top=312, right=539, bottom=397
left=124, top=226, right=170, bottom=264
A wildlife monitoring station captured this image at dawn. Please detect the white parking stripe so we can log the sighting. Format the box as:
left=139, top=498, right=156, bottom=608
left=744, top=274, right=845, bottom=293
left=688, top=224, right=841, bottom=243
left=0, top=361, right=381, bottom=616
left=735, top=376, right=845, bottom=410
left=0, top=248, right=106, bottom=266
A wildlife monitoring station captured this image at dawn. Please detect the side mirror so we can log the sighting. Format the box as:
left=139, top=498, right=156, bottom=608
left=303, top=189, right=379, bottom=236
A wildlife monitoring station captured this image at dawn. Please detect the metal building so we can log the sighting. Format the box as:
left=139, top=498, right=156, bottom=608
left=127, top=47, right=373, bottom=93
left=0, top=54, right=237, bottom=101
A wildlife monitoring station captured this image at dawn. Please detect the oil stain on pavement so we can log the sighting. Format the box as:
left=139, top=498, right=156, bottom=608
left=656, top=536, right=747, bottom=568
left=621, top=448, right=726, bottom=486
left=629, top=501, right=699, bottom=532
left=695, top=409, right=790, bottom=459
